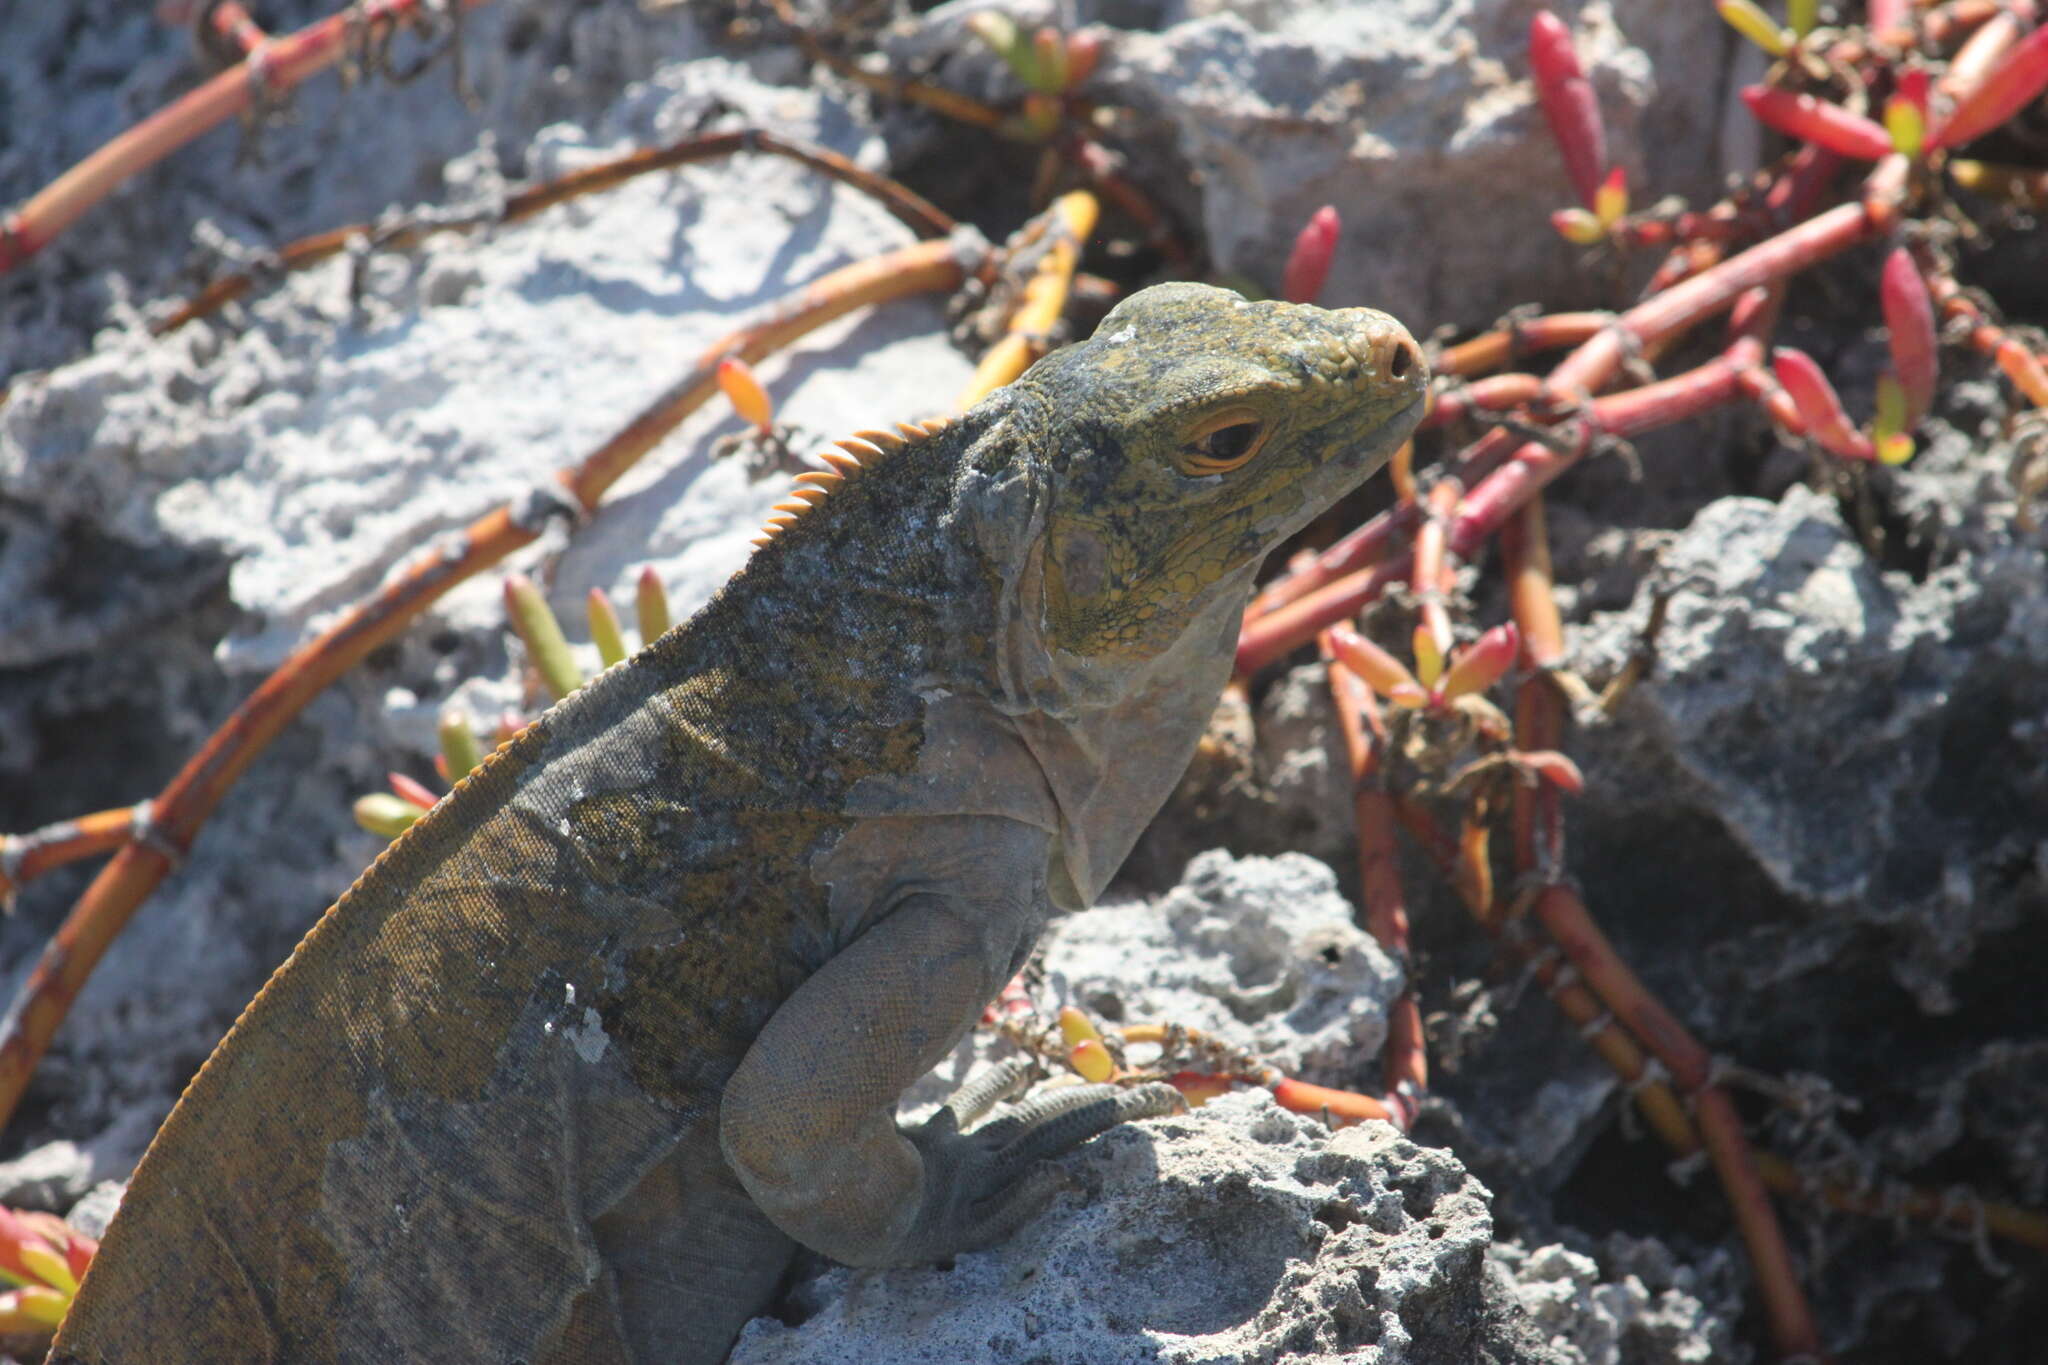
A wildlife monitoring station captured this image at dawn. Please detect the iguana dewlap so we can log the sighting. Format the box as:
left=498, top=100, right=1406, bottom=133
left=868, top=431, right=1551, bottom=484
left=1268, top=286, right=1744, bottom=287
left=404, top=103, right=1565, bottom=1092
left=52, top=282, right=1427, bottom=1364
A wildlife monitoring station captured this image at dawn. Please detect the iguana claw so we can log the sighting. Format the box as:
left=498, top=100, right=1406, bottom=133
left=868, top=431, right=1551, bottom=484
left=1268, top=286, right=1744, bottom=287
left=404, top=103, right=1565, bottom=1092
left=890, top=1075, right=1182, bottom=1263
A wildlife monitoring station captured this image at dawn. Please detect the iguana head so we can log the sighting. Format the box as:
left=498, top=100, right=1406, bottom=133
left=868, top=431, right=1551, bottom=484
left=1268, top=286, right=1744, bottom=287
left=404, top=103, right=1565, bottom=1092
left=1016, top=281, right=1428, bottom=668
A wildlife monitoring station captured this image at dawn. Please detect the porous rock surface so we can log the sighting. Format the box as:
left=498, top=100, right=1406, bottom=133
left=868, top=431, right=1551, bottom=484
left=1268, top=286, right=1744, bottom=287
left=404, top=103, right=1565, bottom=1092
left=736, top=1093, right=1543, bottom=1365
left=1571, top=481, right=2048, bottom=1015
left=1044, top=849, right=1404, bottom=1081
left=737, top=845, right=1550, bottom=1365
left=1495, top=1239, right=1747, bottom=1365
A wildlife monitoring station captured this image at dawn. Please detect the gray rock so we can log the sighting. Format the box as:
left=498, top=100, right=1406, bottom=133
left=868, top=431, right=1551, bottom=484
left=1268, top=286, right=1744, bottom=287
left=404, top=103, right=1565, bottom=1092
left=1494, top=1238, right=1746, bottom=1365
left=0, top=1, right=712, bottom=382
left=0, top=1139, right=94, bottom=1214
left=1051, top=849, right=1404, bottom=1081
left=1571, top=484, right=2048, bottom=1015
left=1090, top=1, right=1728, bottom=328
left=907, top=850, right=1402, bottom=1124
left=65, top=1181, right=127, bottom=1242
left=735, top=1092, right=1546, bottom=1365
left=883, top=1, right=1729, bottom=329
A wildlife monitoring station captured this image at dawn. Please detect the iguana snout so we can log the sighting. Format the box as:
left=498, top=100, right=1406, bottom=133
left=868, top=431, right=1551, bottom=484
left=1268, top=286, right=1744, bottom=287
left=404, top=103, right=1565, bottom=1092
left=1022, top=281, right=1429, bottom=661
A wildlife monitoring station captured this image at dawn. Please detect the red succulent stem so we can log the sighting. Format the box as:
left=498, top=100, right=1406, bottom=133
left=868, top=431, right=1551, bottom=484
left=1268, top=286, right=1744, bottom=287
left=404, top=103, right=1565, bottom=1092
left=1436, top=312, right=1612, bottom=378
left=1917, top=248, right=2048, bottom=409
left=1499, top=501, right=1564, bottom=890
left=1324, top=643, right=1426, bottom=1127
left=1533, top=891, right=1827, bottom=1359
left=1420, top=374, right=1548, bottom=430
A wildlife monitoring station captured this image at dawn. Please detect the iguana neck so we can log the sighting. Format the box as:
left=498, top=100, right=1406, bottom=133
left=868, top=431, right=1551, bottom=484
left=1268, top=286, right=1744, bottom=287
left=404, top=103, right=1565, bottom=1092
left=947, top=388, right=1261, bottom=910
left=728, top=389, right=1250, bottom=912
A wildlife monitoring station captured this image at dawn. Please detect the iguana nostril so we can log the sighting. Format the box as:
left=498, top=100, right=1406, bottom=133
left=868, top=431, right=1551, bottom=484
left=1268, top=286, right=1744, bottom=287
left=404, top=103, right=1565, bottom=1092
left=1389, top=341, right=1414, bottom=379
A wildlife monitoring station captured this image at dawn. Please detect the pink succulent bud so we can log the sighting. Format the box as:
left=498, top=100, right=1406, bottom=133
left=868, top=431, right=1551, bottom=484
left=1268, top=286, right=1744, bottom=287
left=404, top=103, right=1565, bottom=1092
left=1064, top=30, right=1102, bottom=88
left=1772, top=348, right=1875, bottom=460
left=1440, top=623, right=1522, bottom=701
left=387, top=772, right=441, bottom=812
left=1327, top=624, right=1425, bottom=704
left=1528, top=10, right=1607, bottom=208
left=63, top=1230, right=96, bottom=1283
left=1281, top=205, right=1341, bottom=304
left=1517, top=749, right=1585, bottom=794
left=1895, top=65, right=1930, bottom=115
left=1550, top=207, right=1606, bottom=245
left=716, top=356, right=774, bottom=435
left=1879, top=247, right=1937, bottom=424
left=1928, top=23, right=2048, bottom=150
left=1741, top=86, right=1893, bottom=160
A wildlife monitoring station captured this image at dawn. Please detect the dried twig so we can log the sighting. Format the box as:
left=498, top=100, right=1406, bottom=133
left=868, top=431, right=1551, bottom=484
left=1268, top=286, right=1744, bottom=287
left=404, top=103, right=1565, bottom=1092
left=152, top=128, right=956, bottom=332
left=1, top=0, right=494, bottom=275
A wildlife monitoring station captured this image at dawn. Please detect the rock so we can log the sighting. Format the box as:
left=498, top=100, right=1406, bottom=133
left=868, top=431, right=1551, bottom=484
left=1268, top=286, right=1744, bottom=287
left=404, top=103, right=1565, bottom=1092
left=1494, top=1237, right=1747, bottom=1365
left=0, top=1139, right=94, bottom=1214
left=1089, top=1, right=1727, bottom=329
left=884, top=1, right=1729, bottom=329
left=1053, top=850, right=1401, bottom=1080
left=1570, top=484, right=2048, bottom=1015
left=735, top=1092, right=1552, bottom=1365
left=908, top=850, right=1404, bottom=1122
left=65, top=1181, right=127, bottom=1242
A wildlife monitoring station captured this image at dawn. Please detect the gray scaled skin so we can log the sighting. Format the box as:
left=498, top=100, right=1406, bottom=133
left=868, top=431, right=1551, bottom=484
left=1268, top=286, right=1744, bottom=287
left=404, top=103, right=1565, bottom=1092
left=51, top=282, right=1428, bottom=1365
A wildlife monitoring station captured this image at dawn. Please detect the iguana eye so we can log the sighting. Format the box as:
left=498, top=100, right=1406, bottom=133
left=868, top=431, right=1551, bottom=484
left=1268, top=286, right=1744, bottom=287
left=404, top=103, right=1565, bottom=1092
left=1178, top=407, right=1268, bottom=476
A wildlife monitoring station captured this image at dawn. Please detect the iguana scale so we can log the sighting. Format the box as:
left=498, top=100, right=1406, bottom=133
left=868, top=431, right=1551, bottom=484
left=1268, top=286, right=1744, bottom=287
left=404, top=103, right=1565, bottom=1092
left=51, top=282, right=1426, bottom=1363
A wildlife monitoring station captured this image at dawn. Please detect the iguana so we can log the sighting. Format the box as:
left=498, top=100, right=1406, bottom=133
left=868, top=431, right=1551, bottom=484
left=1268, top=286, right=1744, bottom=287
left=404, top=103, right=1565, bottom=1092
left=51, top=281, right=1426, bottom=1364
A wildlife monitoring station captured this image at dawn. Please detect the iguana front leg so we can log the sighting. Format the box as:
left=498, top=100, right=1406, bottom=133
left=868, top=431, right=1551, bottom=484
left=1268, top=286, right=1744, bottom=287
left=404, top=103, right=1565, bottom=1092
left=720, top=858, right=1175, bottom=1267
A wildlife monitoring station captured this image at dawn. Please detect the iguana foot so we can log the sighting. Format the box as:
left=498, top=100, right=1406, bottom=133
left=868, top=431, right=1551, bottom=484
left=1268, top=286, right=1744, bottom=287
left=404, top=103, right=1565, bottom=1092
left=887, top=1062, right=1181, bottom=1264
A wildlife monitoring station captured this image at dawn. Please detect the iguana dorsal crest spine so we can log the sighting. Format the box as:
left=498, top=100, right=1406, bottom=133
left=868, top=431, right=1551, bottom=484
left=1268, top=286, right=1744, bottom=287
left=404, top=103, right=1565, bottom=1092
left=749, top=418, right=953, bottom=547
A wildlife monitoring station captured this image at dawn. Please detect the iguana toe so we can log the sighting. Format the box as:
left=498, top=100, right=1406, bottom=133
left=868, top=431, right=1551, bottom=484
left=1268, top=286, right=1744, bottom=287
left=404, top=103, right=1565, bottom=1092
left=889, top=1078, right=1180, bottom=1263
